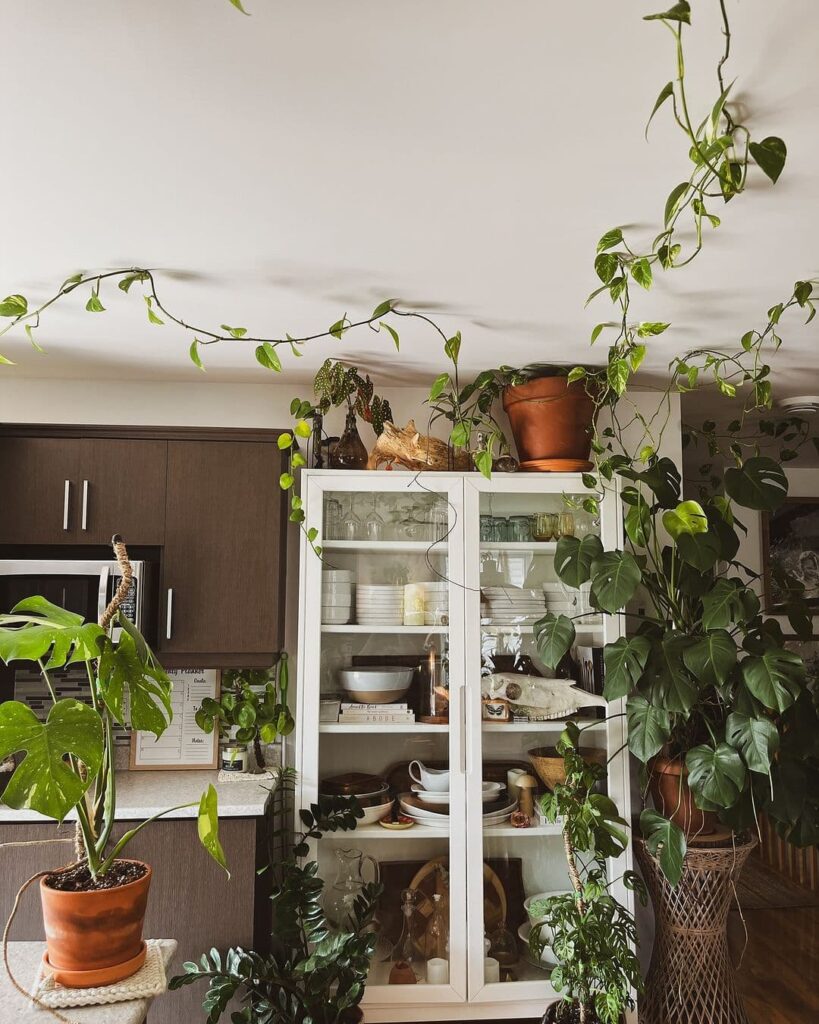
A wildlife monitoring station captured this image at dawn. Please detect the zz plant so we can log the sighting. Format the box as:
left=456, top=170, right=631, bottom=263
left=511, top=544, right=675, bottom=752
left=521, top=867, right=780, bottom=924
left=171, top=771, right=380, bottom=1024
left=532, top=723, right=644, bottom=1024
left=0, top=541, right=226, bottom=879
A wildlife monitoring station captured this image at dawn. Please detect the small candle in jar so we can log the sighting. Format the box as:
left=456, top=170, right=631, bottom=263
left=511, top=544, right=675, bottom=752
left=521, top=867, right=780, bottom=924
left=426, top=957, right=449, bottom=984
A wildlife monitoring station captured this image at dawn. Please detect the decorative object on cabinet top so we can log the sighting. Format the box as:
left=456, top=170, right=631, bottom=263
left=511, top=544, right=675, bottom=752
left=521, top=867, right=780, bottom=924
left=367, top=419, right=471, bottom=472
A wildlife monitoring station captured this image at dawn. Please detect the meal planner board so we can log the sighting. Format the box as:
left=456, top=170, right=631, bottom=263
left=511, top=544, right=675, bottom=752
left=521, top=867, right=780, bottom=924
left=130, top=668, right=220, bottom=770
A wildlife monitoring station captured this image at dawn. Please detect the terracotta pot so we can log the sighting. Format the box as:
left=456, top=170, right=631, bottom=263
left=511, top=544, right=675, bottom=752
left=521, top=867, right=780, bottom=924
left=649, top=757, right=717, bottom=837
left=40, top=860, right=151, bottom=986
left=502, top=376, right=598, bottom=464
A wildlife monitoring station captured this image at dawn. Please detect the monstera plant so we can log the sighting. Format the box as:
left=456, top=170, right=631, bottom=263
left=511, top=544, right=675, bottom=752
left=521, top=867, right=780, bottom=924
left=535, top=454, right=817, bottom=883
left=0, top=539, right=226, bottom=987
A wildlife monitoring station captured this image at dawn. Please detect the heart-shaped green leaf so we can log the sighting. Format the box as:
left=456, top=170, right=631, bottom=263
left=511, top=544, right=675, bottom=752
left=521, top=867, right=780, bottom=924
left=749, top=136, right=787, bottom=184
left=662, top=500, right=708, bottom=540
left=0, top=699, right=103, bottom=821
left=682, top=630, right=736, bottom=686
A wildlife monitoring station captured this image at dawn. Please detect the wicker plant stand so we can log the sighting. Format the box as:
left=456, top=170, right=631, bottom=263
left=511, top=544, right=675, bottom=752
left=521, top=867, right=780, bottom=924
left=635, top=832, right=756, bottom=1024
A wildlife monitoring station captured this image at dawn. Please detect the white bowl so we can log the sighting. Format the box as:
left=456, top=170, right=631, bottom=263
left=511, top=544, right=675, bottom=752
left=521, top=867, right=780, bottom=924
left=339, top=667, right=413, bottom=703
left=524, top=890, right=572, bottom=925
left=324, top=582, right=353, bottom=594
left=357, top=800, right=394, bottom=826
left=324, top=570, right=354, bottom=579
left=322, top=610, right=352, bottom=624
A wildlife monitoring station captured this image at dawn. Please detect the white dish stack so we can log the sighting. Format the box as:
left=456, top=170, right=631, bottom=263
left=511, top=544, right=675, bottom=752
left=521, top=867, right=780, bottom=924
left=541, top=582, right=579, bottom=618
left=481, top=586, right=546, bottom=625
left=322, top=570, right=354, bottom=624
left=356, top=584, right=404, bottom=626
left=423, top=582, right=449, bottom=625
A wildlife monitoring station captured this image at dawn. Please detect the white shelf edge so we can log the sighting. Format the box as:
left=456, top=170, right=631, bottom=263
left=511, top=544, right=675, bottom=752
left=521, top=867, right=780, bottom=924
left=320, top=723, right=449, bottom=733
left=321, top=823, right=449, bottom=839
left=483, top=824, right=563, bottom=837
left=481, top=623, right=603, bottom=634
left=321, top=624, right=449, bottom=634
left=480, top=542, right=558, bottom=551
left=322, top=541, right=449, bottom=553
left=482, top=718, right=606, bottom=732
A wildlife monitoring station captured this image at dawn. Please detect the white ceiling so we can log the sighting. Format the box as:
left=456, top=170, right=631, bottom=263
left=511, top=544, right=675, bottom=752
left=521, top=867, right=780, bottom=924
left=2, top=0, right=819, bottom=401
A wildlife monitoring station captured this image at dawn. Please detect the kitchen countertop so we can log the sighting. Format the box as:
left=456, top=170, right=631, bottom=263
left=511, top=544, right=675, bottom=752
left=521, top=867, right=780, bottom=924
left=2, top=940, right=177, bottom=1024
left=0, top=769, right=276, bottom=824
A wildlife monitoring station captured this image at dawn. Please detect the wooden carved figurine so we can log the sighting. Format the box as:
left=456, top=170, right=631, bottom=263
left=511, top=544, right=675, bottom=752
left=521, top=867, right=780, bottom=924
left=367, top=420, right=471, bottom=472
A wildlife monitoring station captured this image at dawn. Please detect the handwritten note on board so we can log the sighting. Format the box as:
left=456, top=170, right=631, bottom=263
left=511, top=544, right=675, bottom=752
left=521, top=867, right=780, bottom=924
left=130, top=668, right=220, bottom=770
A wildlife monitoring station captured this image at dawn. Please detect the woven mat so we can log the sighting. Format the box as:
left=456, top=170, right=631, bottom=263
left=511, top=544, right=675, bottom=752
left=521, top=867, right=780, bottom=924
left=31, top=940, right=167, bottom=1008
left=217, top=767, right=278, bottom=783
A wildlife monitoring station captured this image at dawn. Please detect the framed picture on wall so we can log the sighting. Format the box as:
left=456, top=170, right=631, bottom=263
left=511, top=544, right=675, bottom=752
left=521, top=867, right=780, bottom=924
left=763, top=498, right=819, bottom=610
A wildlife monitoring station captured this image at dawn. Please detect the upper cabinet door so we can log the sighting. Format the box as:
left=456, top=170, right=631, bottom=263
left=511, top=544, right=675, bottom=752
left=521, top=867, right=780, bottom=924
left=76, top=439, right=167, bottom=545
left=160, top=440, right=286, bottom=657
left=0, top=436, right=81, bottom=544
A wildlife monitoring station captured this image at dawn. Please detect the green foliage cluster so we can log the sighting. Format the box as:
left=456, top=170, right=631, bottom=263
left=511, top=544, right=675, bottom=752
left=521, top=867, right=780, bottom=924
left=0, top=594, right=226, bottom=878
left=171, top=773, right=381, bottom=1024
left=196, top=658, right=294, bottom=769
left=532, top=724, right=644, bottom=1024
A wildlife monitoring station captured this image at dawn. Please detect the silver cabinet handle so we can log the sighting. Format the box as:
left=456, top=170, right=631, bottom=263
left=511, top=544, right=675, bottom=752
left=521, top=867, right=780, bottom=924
left=81, top=480, right=89, bottom=531
left=166, top=588, right=174, bottom=640
left=62, top=480, right=71, bottom=531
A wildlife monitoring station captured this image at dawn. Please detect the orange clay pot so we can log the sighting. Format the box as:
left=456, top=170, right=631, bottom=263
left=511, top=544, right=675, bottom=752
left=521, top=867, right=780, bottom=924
left=40, top=860, right=151, bottom=987
left=502, top=376, right=598, bottom=464
left=649, top=757, right=717, bottom=837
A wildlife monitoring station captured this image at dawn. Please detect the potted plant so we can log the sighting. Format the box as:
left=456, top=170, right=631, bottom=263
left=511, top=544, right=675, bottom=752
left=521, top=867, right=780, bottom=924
left=531, top=723, right=644, bottom=1024
left=196, top=657, right=294, bottom=772
left=171, top=770, right=380, bottom=1024
left=0, top=537, right=227, bottom=988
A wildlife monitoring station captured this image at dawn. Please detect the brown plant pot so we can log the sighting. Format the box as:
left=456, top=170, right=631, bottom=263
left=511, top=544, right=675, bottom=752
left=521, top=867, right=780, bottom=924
left=542, top=1003, right=603, bottom=1024
left=649, top=757, right=717, bottom=837
left=40, top=860, right=152, bottom=987
left=502, top=377, right=598, bottom=464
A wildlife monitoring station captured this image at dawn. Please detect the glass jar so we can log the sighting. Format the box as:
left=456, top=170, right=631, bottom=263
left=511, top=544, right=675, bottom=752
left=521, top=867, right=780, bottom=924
left=508, top=515, right=532, bottom=542
left=558, top=512, right=575, bottom=538
left=532, top=512, right=558, bottom=541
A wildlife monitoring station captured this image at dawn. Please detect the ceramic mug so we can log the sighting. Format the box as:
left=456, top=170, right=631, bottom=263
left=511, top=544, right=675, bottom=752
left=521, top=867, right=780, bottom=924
left=408, top=760, right=450, bottom=792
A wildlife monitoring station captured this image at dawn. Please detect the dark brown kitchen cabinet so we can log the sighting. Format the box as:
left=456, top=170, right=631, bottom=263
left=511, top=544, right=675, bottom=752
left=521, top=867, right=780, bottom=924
left=0, top=434, right=166, bottom=544
left=0, top=436, right=80, bottom=544
left=159, top=440, right=286, bottom=658
left=76, top=438, right=167, bottom=544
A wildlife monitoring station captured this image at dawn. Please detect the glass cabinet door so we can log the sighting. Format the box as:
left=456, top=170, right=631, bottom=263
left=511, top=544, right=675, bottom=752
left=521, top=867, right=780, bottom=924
left=462, top=476, right=632, bottom=1005
left=297, top=472, right=468, bottom=1007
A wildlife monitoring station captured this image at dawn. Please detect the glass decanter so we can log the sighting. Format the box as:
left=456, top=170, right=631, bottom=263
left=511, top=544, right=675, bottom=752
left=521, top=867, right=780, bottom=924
left=425, top=892, right=449, bottom=960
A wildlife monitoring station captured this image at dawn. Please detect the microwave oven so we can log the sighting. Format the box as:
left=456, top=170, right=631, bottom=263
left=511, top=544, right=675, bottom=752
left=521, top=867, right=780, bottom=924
left=0, top=559, right=155, bottom=640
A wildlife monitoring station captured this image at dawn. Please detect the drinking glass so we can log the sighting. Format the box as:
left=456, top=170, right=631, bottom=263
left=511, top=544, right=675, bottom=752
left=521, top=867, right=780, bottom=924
left=340, top=495, right=361, bottom=541
left=363, top=494, right=385, bottom=542
left=490, top=517, right=509, bottom=542
left=558, top=512, right=575, bottom=538
left=508, top=515, right=532, bottom=542
left=480, top=515, right=494, bottom=541
left=324, top=498, right=343, bottom=540
left=532, top=512, right=557, bottom=541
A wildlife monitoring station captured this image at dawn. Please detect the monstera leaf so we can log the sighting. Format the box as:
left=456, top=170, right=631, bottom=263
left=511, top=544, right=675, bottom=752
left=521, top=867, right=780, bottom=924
left=97, top=628, right=173, bottom=737
left=682, top=630, right=737, bottom=687
left=741, top=648, right=805, bottom=712
left=0, top=699, right=103, bottom=821
left=640, top=809, right=686, bottom=887
left=627, top=695, right=671, bottom=763
left=724, top=457, right=788, bottom=512
left=590, top=550, right=642, bottom=613
left=0, top=597, right=105, bottom=668
left=553, top=535, right=603, bottom=588
left=603, top=636, right=651, bottom=700
left=726, top=711, right=779, bottom=774
left=534, top=613, right=576, bottom=672
left=662, top=500, right=708, bottom=540
left=686, top=742, right=746, bottom=809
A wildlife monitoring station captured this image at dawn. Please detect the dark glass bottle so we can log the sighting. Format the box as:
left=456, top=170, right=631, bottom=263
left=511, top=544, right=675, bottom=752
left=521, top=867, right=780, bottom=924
left=330, top=408, right=368, bottom=470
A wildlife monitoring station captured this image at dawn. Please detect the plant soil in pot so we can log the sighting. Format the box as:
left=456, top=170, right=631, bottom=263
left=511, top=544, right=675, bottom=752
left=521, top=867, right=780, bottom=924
left=649, top=757, right=717, bottom=837
left=542, top=1003, right=604, bottom=1024
left=502, top=375, right=598, bottom=466
left=40, top=859, right=152, bottom=987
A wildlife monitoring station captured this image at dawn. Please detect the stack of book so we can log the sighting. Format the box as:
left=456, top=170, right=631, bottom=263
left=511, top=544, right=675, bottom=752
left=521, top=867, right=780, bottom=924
left=338, top=702, right=416, bottom=724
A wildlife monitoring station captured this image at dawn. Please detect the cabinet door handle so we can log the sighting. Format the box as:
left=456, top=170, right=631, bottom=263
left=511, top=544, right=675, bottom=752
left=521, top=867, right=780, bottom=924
left=62, top=480, right=71, bottom=531
left=81, top=480, right=89, bottom=531
left=166, top=588, right=174, bottom=639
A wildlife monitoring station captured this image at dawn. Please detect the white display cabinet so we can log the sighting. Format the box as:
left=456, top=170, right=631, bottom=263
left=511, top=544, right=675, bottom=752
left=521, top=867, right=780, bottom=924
left=295, top=470, right=633, bottom=1022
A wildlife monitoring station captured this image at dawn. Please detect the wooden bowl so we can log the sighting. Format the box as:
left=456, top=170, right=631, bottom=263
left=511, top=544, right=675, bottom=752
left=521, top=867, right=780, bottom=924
left=527, top=746, right=606, bottom=791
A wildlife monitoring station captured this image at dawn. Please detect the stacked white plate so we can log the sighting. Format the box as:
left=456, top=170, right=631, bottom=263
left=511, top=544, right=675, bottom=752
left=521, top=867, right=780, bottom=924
left=542, top=582, right=584, bottom=617
left=322, top=570, right=354, bottom=624
left=482, top=586, right=546, bottom=625
left=423, top=582, right=449, bottom=625
left=398, top=791, right=518, bottom=829
left=356, top=584, right=404, bottom=626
